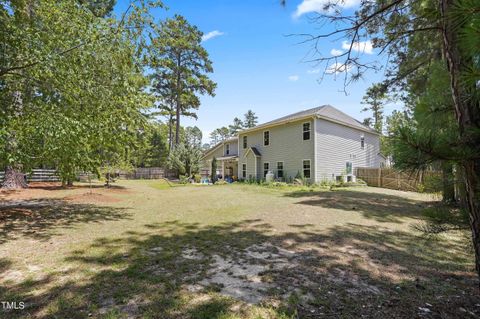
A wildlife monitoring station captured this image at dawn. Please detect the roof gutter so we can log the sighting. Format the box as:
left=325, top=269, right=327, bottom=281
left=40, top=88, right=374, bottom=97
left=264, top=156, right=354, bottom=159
left=238, top=114, right=380, bottom=136
left=238, top=115, right=316, bottom=135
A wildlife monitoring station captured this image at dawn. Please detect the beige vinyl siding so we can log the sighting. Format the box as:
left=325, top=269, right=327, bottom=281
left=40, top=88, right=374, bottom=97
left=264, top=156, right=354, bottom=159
left=203, top=145, right=224, bottom=162
left=224, top=140, right=238, bottom=156
left=315, top=118, right=380, bottom=181
left=238, top=119, right=315, bottom=181
left=201, top=145, right=225, bottom=174
left=245, top=152, right=258, bottom=180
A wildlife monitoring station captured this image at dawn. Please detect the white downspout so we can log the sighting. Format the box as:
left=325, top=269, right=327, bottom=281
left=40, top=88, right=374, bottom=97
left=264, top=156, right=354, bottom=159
left=313, top=116, right=318, bottom=183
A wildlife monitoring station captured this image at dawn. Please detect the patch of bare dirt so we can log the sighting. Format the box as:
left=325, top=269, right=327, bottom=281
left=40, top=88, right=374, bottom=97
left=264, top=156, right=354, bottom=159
left=105, top=186, right=132, bottom=194
left=0, top=182, right=62, bottom=201
left=0, top=269, right=25, bottom=283
left=183, top=243, right=299, bottom=304
left=64, top=192, right=121, bottom=204
left=0, top=182, right=131, bottom=202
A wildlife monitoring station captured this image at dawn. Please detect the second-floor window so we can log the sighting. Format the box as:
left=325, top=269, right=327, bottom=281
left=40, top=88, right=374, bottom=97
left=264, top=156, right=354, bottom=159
left=303, top=122, right=311, bottom=140
left=264, top=131, right=270, bottom=146
left=226, top=144, right=230, bottom=155
left=360, top=136, right=365, bottom=149
left=243, top=136, right=247, bottom=149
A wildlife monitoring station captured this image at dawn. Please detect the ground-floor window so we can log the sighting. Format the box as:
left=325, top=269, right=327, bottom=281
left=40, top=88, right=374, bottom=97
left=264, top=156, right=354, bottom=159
left=242, top=163, right=246, bottom=179
left=346, top=161, right=352, bottom=175
left=263, top=162, right=269, bottom=177
left=303, top=160, right=311, bottom=178
left=277, top=162, right=284, bottom=178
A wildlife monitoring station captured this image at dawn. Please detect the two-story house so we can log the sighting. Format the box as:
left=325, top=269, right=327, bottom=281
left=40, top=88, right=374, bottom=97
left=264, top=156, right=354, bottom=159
left=201, top=105, right=382, bottom=183
left=200, top=137, right=239, bottom=179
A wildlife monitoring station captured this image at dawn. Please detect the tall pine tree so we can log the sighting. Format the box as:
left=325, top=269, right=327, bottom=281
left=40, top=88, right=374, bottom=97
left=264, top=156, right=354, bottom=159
left=149, top=15, right=216, bottom=148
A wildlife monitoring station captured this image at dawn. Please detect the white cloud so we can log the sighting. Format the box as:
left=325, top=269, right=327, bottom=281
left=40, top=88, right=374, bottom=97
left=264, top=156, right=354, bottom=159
left=201, top=30, right=225, bottom=42
left=307, top=69, right=321, bottom=74
left=326, top=62, right=352, bottom=74
left=341, top=40, right=373, bottom=54
left=288, top=75, right=300, bottom=81
left=330, top=48, right=344, bottom=56
left=293, top=0, right=361, bottom=18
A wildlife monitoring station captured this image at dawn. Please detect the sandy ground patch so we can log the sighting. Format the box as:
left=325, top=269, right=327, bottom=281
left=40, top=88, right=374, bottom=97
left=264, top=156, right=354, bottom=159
left=63, top=192, right=121, bottom=204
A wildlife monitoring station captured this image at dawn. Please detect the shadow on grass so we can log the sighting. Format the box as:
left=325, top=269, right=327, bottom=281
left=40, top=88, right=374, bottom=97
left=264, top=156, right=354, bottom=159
left=284, top=189, right=430, bottom=223
left=0, top=199, right=130, bottom=243
left=1, top=218, right=478, bottom=319
left=1, top=183, right=129, bottom=191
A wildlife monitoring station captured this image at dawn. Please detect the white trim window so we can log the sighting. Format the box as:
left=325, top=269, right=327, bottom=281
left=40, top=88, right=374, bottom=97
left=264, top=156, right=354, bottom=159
left=277, top=161, right=284, bottom=179
left=303, top=122, right=311, bottom=140
left=346, top=161, right=353, bottom=175
left=263, top=131, right=270, bottom=146
left=360, top=136, right=365, bottom=149
left=242, top=163, right=247, bottom=179
left=263, top=162, right=269, bottom=178
left=243, top=136, right=247, bottom=149
left=225, top=144, right=230, bottom=155
left=303, top=159, right=311, bottom=178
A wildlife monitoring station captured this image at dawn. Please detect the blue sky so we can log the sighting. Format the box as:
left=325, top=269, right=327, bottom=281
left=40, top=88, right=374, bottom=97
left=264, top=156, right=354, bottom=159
left=115, top=0, right=398, bottom=142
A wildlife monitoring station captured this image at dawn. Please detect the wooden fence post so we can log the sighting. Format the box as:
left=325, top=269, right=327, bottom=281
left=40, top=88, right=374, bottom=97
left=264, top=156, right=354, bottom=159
left=378, top=168, right=382, bottom=187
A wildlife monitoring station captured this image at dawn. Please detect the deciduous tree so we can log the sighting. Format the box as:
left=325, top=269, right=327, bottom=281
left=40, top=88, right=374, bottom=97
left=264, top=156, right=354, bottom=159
left=0, top=0, right=161, bottom=187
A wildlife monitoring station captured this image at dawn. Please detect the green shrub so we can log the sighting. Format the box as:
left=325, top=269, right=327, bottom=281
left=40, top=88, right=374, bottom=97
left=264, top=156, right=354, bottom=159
left=270, top=182, right=288, bottom=187
left=422, top=173, right=443, bottom=193
left=355, top=178, right=367, bottom=185
left=179, top=175, right=189, bottom=184
left=417, top=183, right=426, bottom=193
left=422, top=206, right=468, bottom=225
left=294, top=171, right=302, bottom=179
left=211, top=157, right=217, bottom=184
left=413, top=205, right=469, bottom=236
left=193, top=174, right=201, bottom=183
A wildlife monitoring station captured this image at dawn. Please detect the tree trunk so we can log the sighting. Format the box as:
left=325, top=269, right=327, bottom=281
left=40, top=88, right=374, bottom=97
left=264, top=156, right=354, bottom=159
left=105, top=172, right=111, bottom=188
left=175, top=102, right=180, bottom=146
left=464, top=161, right=480, bottom=281
left=440, top=0, right=480, bottom=280
left=174, top=53, right=182, bottom=147
left=168, top=113, right=173, bottom=152
left=455, top=165, right=468, bottom=209
left=1, top=166, right=28, bottom=189
left=442, top=162, right=455, bottom=203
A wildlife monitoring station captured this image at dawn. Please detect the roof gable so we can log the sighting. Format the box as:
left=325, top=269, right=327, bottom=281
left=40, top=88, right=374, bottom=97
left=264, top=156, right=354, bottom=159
left=244, top=147, right=261, bottom=158
left=202, top=137, right=239, bottom=158
left=316, top=105, right=373, bottom=132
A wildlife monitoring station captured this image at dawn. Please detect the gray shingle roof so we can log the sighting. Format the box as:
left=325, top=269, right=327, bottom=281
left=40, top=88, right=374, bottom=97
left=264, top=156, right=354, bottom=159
left=243, top=147, right=261, bottom=158
left=250, top=147, right=261, bottom=156
left=242, top=105, right=377, bottom=134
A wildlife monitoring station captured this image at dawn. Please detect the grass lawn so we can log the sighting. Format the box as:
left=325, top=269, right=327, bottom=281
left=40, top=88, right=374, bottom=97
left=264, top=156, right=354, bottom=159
left=0, top=180, right=478, bottom=318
